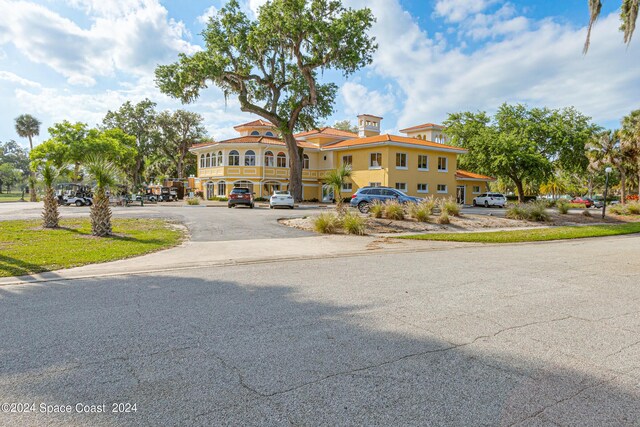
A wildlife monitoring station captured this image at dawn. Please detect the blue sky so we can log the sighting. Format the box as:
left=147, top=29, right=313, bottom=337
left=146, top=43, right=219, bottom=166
left=0, top=0, right=637, bottom=148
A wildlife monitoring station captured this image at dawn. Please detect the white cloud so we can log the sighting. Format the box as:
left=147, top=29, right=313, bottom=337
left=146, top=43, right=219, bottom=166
left=0, top=0, right=199, bottom=86
left=434, top=0, right=499, bottom=23
left=0, top=71, right=41, bottom=88
left=197, top=5, right=218, bottom=24
left=347, top=0, right=639, bottom=129
left=341, top=81, right=396, bottom=118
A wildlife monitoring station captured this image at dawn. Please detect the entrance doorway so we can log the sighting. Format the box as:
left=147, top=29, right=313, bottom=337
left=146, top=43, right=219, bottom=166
left=456, top=185, right=466, bottom=205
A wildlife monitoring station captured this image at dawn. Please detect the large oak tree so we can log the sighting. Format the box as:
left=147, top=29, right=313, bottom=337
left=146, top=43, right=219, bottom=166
left=155, top=0, right=376, bottom=201
left=444, top=104, right=596, bottom=203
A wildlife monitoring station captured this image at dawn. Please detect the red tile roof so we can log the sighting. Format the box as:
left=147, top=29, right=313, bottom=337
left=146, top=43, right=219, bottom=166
left=399, top=123, right=444, bottom=133
left=191, top=136, right=315, bottom=149
left=295, top=127, right=358, bottom=138
left=456, top=170, right=495, bottom=181
left=233, top=119, right=275, bottom=129
left=323, top=134, right=466, bottom=152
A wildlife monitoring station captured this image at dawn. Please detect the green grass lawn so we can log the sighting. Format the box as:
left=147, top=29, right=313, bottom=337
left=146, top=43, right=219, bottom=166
left=0, top=218, right=184, bottom=277
left=0, top=192, right=25, bottom=202
left=397, top=223, right=640, bottom=244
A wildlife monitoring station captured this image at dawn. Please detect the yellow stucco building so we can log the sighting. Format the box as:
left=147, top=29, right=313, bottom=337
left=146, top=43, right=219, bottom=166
left=189, top=115, right=494, bottom=204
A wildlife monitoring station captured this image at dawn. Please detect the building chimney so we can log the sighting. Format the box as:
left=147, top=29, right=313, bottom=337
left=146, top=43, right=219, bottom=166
left=357, top=114, right=382, bottom=138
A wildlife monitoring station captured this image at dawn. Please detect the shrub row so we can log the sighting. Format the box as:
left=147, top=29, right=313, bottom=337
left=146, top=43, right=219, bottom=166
left=609, top=202, right=640, bottom=216
left=370, top=197, right=458, bottom=223
left=506, top=202, right=550, bottom=222
left=313, top=212, right=366, bottom=235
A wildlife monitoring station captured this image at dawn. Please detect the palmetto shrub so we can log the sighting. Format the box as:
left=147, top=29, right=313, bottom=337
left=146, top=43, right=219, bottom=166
left=313, top=213, right=341, bottom=234
left=369, top=200, right=384, bottom=218
left=342, top=211, right=366, bottom=235
left=383, top=199, right=405, bottom=220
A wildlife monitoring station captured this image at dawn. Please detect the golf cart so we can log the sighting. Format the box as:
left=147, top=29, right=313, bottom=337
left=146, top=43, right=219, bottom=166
left=56, top=184, right=93, bottom=206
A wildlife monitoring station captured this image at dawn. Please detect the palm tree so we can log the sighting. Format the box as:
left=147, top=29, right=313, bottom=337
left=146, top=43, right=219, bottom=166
left=620, top=109, right=640, bottom=197
left=14, top=114, right=42, bottom=202
left=588, top=129, right=633, bottom=203
left=584, top=0, right=638, bottom=53
left=34, top=161, right=62, bottom=228
left=323, top=164, right=352, bottom=213
left=85, top=156, right=117, bottom=237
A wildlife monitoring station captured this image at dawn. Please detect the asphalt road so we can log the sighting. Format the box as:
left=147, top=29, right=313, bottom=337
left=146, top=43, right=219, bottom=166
left=2, top=201, right=639, bottom=425
left=1, top=228, right=639, bottom=425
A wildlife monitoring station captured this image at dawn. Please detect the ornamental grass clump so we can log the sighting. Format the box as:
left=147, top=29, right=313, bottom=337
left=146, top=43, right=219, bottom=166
left=436, top=211, right=450, bottom=224
left=582, top=209, right=592, bottom=217
left=342, top=211, right=366, bottom=235
left=440, top=197, right=461, bottom=216
left=384, top=199, right=405, bottom=220
left=187, top=197, right=201, bottom=205
left=627, top=203, right=640, bottom=215
left=313, top=213, right=341, bottom=234
left=506, top=205, right=528, bottom=220
left=369, top=200, right=384, bottom=218
left=557, top=200, right=570, bottom=214
left=525, top=202, right=551, bottom=222
left=609, top=203, right=626, bottom=215
left=409, top=201, right=431, bottom=222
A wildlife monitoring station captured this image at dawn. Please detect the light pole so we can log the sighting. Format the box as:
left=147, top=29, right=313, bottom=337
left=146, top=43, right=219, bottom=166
left=602, top=167, right=612, bottom=219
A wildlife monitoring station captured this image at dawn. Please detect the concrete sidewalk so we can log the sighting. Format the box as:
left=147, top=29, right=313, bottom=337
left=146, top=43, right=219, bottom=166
left=0, top=235, right=471, bottom=285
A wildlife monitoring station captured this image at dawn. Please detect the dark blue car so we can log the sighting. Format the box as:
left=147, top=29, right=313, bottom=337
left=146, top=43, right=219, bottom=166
left=350, top=186, right=422, bottom=213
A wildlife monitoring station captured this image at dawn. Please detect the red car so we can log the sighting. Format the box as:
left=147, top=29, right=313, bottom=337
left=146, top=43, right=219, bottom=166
left=570, top=197, right=593, bottom=208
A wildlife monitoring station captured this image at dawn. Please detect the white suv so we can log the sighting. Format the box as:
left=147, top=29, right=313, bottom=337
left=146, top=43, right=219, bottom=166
left=473, top=192, right=507, bottom=208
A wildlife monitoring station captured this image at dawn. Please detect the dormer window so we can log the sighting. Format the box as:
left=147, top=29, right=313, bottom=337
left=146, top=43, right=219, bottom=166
left=250, top=131, right=260, bottom=136
left=265, top=131, right=274, bottom=137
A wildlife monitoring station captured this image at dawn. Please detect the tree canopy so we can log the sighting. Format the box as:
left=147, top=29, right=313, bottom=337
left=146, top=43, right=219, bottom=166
left=444, top=103, right=596, bottom=202
left=155, top=0, right=377, bottom=200
left=155, top=110, right=207, bottom=179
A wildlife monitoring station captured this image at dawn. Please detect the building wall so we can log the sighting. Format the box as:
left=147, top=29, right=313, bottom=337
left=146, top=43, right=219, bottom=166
left=456, top=180, right=490, bottom=205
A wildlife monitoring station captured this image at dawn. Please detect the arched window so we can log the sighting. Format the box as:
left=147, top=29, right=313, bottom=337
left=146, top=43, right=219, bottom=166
left=250, top=131, right=260, bottom=136
left=303, top=154, right=310, bottom=169
left=244, top=150, right=256, bottom=166
left=200, top=154, right=205, bottom=168
left=264, top=151, right=274, bottom=167
left=276, top=152, right=287, bottom=168
left=212, top=152, right=217, bottom=167
left=205, top=153, right=211, bottom=168
left=229, top=150, right=240, bottom=166
left=265, top=131, right=274, bottom=137
left=217, top=151, right=223, bottom=166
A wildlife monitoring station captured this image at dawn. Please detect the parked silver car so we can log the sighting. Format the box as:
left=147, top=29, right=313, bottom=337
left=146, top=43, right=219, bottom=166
left=473, top=192, right=507, bottom=208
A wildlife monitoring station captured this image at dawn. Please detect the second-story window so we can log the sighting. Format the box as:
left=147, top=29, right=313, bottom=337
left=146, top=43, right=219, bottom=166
left=370, top=152, right=382, bottom=168
left=437, top=156, right=448, bottom=171
left=244, top=150, right=256, bottom=166
left=396, top=153, right=407, bottom=169
left=277, top=152, right=287, bottom=168
left=303, top=154, right=310, bottom=169
left=217, top=151, right=223, bottom=166
left=342, top=155, right=352, bottom=166
left=264, top=151, right=274, bottom=167
left=229, top=150, right=240, bottom=166
left=418, top=155, right=428, bottom=170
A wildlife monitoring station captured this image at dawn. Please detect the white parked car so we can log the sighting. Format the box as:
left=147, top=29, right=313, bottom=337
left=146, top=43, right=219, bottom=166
left=269, top=191, right=294, bottom=209
left=473, top=192, right=507, bottom=208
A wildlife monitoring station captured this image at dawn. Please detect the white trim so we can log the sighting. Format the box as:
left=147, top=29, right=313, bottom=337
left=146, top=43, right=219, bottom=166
left=417, top=183, right=429, bottom=193
left=437, top=184, right=448, bottom=194
left=456, top=177, right=495, bottom=182
left=396, top=167, right=408, bottom=170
